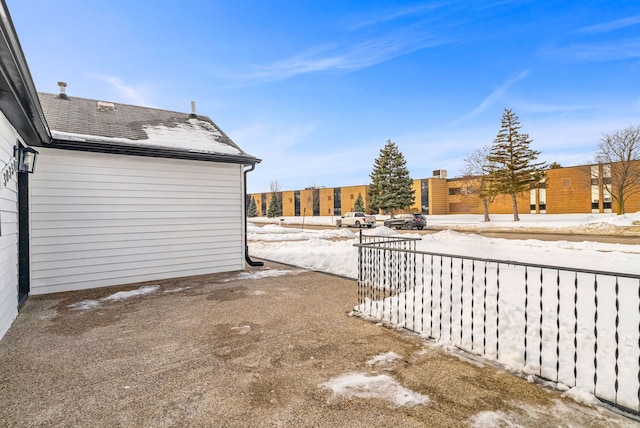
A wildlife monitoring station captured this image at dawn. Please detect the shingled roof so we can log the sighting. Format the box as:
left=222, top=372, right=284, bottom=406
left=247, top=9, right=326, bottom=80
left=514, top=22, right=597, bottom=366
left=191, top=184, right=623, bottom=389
left=38, top=92, right=259, bottom=165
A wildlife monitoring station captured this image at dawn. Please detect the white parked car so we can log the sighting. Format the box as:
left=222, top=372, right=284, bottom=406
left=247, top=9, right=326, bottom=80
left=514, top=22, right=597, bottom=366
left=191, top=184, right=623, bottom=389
left=337, top=212, right=376, bottom=228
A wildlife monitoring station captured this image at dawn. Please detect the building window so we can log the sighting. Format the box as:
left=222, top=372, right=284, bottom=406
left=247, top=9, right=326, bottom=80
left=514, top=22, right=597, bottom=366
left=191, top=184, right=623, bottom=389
left=350, top=194, right=354, bottom=200
left=421, top=179, right=429, bottom=215
left=449, top=188, right=462, bottom=195
left=327, top=195, right=331, bottom=201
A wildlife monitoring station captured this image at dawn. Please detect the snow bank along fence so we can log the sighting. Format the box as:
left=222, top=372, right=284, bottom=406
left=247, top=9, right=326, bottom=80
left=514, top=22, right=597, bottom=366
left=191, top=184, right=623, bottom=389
left=353, top=232, right=640, bottom=416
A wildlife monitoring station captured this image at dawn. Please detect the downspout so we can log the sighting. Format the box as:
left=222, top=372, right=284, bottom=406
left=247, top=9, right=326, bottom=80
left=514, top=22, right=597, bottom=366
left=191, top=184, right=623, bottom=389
left=244, top=164, right=264, bottom=267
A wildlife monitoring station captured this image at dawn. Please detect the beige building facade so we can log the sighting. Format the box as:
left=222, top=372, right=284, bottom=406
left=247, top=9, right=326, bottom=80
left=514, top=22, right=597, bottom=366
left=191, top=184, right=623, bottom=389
left=249, top=162, right=640, bottom=217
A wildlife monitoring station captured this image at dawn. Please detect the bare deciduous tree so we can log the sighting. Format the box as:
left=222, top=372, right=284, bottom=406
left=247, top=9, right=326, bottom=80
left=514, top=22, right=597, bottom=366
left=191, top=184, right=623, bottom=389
left=463, top=145, right=495, bottom=222
left=595, top=124, right=640, bottom=215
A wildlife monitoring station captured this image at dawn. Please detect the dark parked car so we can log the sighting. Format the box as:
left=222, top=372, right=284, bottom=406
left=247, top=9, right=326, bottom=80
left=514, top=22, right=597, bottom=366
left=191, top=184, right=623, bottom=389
left=383, top=213, right=426, bottom=230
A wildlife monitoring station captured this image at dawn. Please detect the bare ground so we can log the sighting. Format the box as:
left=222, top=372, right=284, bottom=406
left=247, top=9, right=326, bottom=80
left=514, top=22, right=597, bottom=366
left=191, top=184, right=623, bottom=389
left=1, top=261, right=637, bottom=427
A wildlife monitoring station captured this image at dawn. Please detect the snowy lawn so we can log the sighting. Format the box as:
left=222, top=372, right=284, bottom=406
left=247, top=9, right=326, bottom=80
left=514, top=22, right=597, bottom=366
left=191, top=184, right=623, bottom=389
left=248, top=213, right=640, bottom=278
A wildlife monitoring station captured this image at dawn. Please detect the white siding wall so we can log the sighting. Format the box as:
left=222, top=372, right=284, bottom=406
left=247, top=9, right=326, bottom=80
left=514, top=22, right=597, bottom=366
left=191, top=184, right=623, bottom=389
left=0, top=112, right=19, bottom=339
left=30, top=148, right=245, bottom=295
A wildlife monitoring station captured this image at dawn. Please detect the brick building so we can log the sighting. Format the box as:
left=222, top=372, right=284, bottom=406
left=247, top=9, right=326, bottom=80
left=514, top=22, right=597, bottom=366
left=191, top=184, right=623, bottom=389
left=248, top=162, right=640, bottom=217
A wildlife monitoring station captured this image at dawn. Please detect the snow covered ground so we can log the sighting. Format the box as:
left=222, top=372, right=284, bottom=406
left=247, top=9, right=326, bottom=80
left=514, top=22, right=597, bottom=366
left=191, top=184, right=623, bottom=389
left=250, top=212, right=640, bottom=235
left=248, top=213, right=640, bottom=277
left=248, top=213, right=640, bottom=418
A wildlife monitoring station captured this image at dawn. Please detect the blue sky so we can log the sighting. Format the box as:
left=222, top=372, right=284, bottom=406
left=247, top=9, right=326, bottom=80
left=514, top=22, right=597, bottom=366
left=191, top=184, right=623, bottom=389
left=7, top=0, right=640, bottom=193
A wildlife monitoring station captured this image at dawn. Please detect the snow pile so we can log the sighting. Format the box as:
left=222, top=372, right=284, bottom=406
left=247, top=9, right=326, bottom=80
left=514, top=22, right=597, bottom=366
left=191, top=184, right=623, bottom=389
left=220, top=268, right=305, bottom=282
left=319, top=372, right=429, bottom=407
left=163, top=287, right=190, bottom=293
left=248, top=223, right=355, bottom=241
left=101, top=285, right=159, bottom=301
left=68, top=285, right=160, bottom=310
left=467, top=399, right=636, bottom=428
left=367, top=351, right=403, bottom=367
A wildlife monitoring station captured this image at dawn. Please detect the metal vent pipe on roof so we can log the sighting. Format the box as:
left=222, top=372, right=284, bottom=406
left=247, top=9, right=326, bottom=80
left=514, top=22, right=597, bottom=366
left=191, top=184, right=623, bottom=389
left=57, top=81, right=68, bottom=100
left=190, top=101, right=197, bottom=118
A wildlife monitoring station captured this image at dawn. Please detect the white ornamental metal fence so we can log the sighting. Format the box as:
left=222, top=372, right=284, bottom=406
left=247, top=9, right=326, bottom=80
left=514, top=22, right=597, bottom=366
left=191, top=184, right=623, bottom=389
left=353, top=233, right=640, bottom=416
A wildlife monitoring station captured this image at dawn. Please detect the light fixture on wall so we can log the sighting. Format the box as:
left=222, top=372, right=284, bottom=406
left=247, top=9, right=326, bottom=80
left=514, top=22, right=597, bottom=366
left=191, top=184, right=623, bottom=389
left=14, top=145, right=39, bottom=174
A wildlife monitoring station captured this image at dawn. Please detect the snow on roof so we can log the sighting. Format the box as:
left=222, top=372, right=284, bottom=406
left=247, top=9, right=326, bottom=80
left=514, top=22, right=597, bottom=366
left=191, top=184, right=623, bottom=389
left=51, top=117, right=242, bottom=156
left=39, top=92, right=258, bottom=161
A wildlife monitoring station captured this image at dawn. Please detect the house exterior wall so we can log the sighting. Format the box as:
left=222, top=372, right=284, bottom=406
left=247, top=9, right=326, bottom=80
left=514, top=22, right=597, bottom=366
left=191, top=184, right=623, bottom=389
left=29, top=148, right=245, bottom=295
left=0, top=112, right=20, bottom=339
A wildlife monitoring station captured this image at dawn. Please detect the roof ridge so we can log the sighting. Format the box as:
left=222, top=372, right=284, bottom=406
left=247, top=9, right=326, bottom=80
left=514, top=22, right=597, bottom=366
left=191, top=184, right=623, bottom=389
left=37, top=92, right=205, bottom=118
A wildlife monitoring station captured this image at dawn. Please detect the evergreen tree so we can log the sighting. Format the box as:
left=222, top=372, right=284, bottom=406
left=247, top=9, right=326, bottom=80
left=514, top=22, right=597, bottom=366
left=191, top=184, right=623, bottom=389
left=368, top=139, right=415, bottom=214
left=485, top=108, right=547, bottom=221
left=266, top=192, right=282, bottom=218
left=246, top=196, right=258, bottom=217
left=353, top=192, right=365, bottom=212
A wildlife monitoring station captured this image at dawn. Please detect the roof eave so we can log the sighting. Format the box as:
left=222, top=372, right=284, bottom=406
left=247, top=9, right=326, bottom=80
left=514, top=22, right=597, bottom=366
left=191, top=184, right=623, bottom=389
left=49, top=137, right=261, bottom=165
left=0, top=0, right=51, bottom=145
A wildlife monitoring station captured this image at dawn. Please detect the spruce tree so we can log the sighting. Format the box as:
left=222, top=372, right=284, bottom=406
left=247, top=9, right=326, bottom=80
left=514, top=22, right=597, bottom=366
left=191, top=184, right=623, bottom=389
left=353, top=192, right=365, bottom=212
left=246, top=196, right=258, bottom=217
left=266, top=192, right=282, bottom=218
left=485, top=108, right=547, bottom=221
left=368, top=139, right=415, bottom=214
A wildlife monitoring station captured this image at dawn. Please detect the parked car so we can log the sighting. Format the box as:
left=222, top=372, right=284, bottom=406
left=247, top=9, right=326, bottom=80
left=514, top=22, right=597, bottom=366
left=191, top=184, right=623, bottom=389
left=383, top=213, right=426, bottom=230
left=337, top=211, right=376, bottom=228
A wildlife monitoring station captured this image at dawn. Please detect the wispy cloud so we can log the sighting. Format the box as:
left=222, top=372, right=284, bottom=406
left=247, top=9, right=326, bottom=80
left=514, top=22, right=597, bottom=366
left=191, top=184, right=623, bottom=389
left=449, top=70, right=530, bottom=125
left=348, top=3, right=447, bottom=30
left=224, top=2, right=457, bottom=84
left=93, top=74, right=151, bottom=106
left=237, top=30, right=449, bottom=82
left=547, top=39, right=640, bottom=62
left=572, top=16, right=640, bottom=33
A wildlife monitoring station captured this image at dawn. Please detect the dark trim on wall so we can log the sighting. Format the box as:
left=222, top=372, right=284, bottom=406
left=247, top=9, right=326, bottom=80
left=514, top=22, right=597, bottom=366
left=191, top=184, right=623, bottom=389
left=17, top=172, right=29, bottom=308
